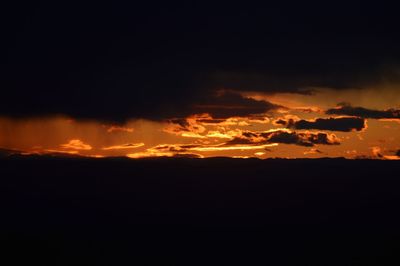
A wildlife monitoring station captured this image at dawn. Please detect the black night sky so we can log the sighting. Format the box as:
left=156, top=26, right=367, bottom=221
left=2, top=2, right=400, bottom=121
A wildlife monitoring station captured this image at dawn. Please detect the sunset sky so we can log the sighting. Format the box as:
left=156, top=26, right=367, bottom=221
left=1, top=2, right=400, bottom=159
left=4, top=4, right=400, bottom=265
left=1, top=86, right=399, bottom=159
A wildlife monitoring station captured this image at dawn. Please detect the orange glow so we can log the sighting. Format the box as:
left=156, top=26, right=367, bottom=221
left=0, top=86, right=399, bottom=159
left=106, top=126, right=134, bottom=133
left=188, top=143, right=278, bottom=152
left=379, top=119, right=400, bottom=123
left=205, top=129, right=242, bottom=139
left=383, top=155, right=400, bottom=160
left=180, top=132, right=207, bottom=138
left=41, top=149, right=80, bottom=155
left=127, top=151, right=175, bottom=158
left=60, top=139, right=92, bottom=150
left=101, top=143, right=145, bottom=150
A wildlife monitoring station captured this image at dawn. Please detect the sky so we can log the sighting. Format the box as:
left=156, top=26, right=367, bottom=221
left=1, top=2, right=400, bottom=159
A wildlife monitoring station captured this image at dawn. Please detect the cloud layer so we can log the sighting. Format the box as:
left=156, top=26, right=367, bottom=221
left=326, top=103, right=400, bottom=120
left=275, top=117, right=366, bottom=132
left=226, top=130, right=340, bottom=147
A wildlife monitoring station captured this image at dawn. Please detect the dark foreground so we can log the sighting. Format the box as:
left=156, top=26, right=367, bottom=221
left=1, top=156, right=400, bottom=265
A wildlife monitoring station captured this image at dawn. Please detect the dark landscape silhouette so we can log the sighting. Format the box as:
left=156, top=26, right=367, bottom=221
left=1, top=156, right=399, bottom=265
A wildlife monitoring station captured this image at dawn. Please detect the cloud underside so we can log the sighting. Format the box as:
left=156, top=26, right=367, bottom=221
left=191, top=91, right=280, bottom=119
left=326, top=103, right=400, bottom=119
left=226, top=130, right=340, bottom=147
left=275, top=117, right=366, bottom=132
left=101, top=143, right=144, bottom=150
left=128, top=129, right=340, bottom=158
left=0, top=86, right=280, bottom=122
left=60, top=139, right=92, bottom=150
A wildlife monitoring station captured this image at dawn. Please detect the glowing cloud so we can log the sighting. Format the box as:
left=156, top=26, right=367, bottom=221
left=106, top=126, right=134, bottom=133
left=188, top=143, right=278, bottom=152
left=102, top=143, right=144, bottom=150
left=60, top=139, right=92, bottom=150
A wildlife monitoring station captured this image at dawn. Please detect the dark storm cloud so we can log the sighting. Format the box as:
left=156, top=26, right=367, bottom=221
left=275, top=117, right=366, bottom=132
left=163, top=91, right=278, bottom=137
left=192, top=92, right=280, bottom=118
left=164, top=91, right=279, bottom=129
left=227, top=130, right=340, bottom=147
left=1, top=2, right=400, bottom=121
left=265, top=131, right=340, bottom=147
left=326, top=103, right=400, bottom=119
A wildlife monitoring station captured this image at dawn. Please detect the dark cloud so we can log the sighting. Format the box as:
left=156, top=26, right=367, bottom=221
left=326, top=103, right=400, bottom=119
left=164, top=118, right=205, bottom=135
left=1, top=2, right=400, bottom=121
left=265, top=131, right=340, bottom=147
left=192, top=92, right=280, bottom=119
left=274, top=119, right=289, bottom=126
left=164, top=92, right=278, bottom=132
left=148, top=129, right=340, bottom=155
left=171, top=153, right=203, bottom=159
left=153, top=144, right=200, bottom=153
left=275, top=117, right=366, bottom=132
left=396, top=150, right=400, bottom=157
left=196, top=119, right=227, bottom=124
left=227, top=130, right=340, bottom=147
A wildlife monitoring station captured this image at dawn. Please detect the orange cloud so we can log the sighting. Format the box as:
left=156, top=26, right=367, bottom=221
left=60, top=139, right=92, bottom=150
left=151, top=142, right=278, bottom=153
left=127, top=151, right=175, bottom=158
left=41, top=149, right=80, bottom=155
left=126, top=145, right=203, bottom=158
left=205, top=129, right=243, bottom=139
left=370, top=146, right=400, bottom=160
left=379, top=119, right=400, bottom=123
left=163, top=115, right=206, bottom=137
left=187, top=143, right=278, bottom=152
left=196, top=114, right=270, bottom=126
left=1, top=87, right=399, bottom=160
left=303, top=148, right=323, bottom=155
left=371, top=146, right=383, bottom=158
left=106, top=126, right=134, bottom=133
left=247, top=117, right=270, bottom=124
left=180, top=132, right=207, bottom=138
left=102, top=143, right=144, bottom=150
